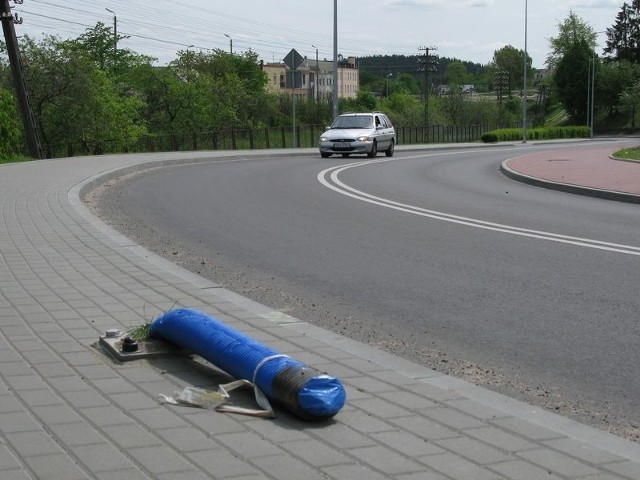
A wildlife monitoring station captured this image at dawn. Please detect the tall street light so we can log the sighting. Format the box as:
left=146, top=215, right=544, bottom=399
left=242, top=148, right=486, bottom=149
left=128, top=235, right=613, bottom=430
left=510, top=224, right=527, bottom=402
left=522, top=0, right=528, bottom=144
left=105, top=8, right=117, bottom=54
left=224, top=34, right=233, bottom=54
left=588, top=56, right=596, bottom=138
left=588, top=31, right=607, bottom=139
left=332, top=0, right=338, bottom=120
left=312, top=44, right=319, bottom=123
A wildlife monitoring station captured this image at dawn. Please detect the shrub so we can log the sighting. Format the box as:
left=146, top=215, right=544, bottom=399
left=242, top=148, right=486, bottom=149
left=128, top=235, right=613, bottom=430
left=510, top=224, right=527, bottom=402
left=0, top=89, right=24, bottom=161
left=481, top=126, right=591, bottom=143
left=480, top=132, right=498, bottom=143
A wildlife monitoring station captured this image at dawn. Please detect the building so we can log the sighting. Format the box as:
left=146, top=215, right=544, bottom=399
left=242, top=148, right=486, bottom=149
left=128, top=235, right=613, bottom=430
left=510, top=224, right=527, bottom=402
left=263, top=63, right=287, bottom=95
left=262, top=55, right=359, bottom=100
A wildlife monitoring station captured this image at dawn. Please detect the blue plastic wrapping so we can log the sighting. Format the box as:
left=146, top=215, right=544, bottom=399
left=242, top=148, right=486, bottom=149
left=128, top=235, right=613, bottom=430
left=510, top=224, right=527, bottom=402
left=150, top=308, right=346, bottom=420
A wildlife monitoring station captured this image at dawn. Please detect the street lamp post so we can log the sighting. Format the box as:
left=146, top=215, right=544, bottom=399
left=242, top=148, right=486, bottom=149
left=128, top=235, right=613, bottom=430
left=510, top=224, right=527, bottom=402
left=312, top=44, right=319, bottom=123
left=588, top=32, right=607, bottom=139
left=588, top=57, right=595, bottom=138
left=332, top=0, right=338, bottom=120
left=105, top=8, right=117, bottom=54
left=522, top=0, right=528, bottom=144
left=224, top=34, right=233, bottom=54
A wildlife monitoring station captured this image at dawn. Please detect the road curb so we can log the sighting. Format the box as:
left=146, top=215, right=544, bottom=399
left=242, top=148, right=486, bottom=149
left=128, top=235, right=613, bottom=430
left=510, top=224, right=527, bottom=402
left=68, top=148, right=640, bottom=464
left=500, top=157, right=640, bottom=204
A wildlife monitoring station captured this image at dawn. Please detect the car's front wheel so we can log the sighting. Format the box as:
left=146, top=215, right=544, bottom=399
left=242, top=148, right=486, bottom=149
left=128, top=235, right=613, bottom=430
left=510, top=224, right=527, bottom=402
left=320, top=152, right=332, bottom=158
left=385, top=139, right=395, bottom=157
left=367, top=140, right=377, bottom=158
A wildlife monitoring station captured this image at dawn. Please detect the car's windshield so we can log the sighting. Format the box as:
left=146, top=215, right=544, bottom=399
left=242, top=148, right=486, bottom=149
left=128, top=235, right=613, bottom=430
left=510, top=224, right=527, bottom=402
left=331, top=116, right=373, bottom=129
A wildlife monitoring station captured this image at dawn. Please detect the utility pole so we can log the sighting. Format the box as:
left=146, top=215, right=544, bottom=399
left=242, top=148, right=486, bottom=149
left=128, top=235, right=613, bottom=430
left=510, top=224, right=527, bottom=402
left=494, top=69, right=509, bottom=123
left=417, top=46, right=437, bottom=142
left=105, top=8, right=117, bottom=55
left=1, top=0, right=43, bottom=159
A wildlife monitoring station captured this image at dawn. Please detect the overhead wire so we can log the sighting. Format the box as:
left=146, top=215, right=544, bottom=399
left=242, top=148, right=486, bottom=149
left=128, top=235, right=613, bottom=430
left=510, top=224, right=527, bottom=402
left=14, top=0, right=420, bottom=64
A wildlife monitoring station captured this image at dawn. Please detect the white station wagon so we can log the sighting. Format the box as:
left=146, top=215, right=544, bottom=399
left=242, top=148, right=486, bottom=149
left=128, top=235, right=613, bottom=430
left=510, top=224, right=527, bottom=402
left=319, top=112, right=396, bottom=158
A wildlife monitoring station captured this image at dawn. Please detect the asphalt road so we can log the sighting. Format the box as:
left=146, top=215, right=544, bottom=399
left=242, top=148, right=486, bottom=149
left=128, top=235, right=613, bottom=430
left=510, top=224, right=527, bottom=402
left=92, top=144, right=640, bottom=439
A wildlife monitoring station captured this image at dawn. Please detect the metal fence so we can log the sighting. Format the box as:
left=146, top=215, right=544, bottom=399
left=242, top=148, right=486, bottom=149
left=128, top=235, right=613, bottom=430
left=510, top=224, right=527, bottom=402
left=49, top=123, right=516, bottom=158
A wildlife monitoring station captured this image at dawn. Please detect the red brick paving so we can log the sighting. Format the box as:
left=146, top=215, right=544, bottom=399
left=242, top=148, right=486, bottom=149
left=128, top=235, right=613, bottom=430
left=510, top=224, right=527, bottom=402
left=506, top=144, right=640, bottom=195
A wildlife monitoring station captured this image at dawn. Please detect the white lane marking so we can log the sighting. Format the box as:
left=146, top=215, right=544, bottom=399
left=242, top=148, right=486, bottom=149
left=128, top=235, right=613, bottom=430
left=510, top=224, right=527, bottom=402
left=317, top=154, right=640, bottom=256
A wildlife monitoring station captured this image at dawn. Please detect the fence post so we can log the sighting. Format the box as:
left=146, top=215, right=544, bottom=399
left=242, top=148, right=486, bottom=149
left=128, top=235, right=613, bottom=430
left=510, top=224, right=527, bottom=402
left=281, top=126, right=286, bottom=148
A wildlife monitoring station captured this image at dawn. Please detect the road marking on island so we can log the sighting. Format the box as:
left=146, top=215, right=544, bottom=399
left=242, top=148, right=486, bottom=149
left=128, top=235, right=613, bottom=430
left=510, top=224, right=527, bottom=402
left=318, top=155, right=640, bottom=257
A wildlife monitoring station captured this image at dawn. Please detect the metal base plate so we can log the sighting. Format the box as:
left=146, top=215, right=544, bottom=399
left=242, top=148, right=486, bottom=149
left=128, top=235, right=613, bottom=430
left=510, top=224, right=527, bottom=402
left=99, top=333, right=188, bottom=362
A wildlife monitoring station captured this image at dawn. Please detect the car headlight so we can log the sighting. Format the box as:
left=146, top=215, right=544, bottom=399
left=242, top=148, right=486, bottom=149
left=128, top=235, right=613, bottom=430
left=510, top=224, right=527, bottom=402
left=320, top=136, right=328, bottom=142
left=356, top=135, right=370, bottom=142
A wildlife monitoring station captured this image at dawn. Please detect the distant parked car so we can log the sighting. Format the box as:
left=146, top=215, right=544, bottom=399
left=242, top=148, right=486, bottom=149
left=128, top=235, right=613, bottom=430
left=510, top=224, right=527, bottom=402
left=319, top=112, right=396, bottom=158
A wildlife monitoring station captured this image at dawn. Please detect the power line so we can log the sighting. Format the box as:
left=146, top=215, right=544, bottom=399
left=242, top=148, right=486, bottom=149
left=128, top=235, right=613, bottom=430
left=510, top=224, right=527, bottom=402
left=14, top=0, right=420, bottom=64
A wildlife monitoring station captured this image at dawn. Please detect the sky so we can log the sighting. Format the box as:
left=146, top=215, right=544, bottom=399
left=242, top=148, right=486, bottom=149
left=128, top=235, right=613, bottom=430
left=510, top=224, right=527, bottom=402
left=11, top=0, right=625, bottom=69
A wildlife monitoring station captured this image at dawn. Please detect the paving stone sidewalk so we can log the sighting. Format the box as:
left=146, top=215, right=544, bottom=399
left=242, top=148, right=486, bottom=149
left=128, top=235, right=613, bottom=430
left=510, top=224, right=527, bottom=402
left=1, top=148, right=639, bottom=480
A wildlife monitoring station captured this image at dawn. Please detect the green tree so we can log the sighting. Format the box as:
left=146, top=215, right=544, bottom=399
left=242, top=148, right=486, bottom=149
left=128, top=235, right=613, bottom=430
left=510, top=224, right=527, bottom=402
left=358, top=68, right=379, bottom=94
left=547, top=11, right=598, bottom=69
left=488, top=45, right=533, bottom=96
left=445, top=60, right=469, bottom=89
left=620, top=77, right=640, bottom=127
left=0, top=88, right=23, bottom=160
left=396, top=73, right=421, bottom=95
left=169, top=48, right=269, bottom=130
left=20, top=34, right=145, bottom=156
left=71, top=69, right=146, bottom=154
left=554, top=39, right=593, bottom=124
left=63, top=22, right=153, bottom=77
left=438, top=92, right=466, bottom=125
left=340, top=90, right=377, bottom=113
left=604, top=1, right=640, bottom=63
left=131, top=52, right=212, bottom=148
left=380, top=91, right=422, bottom=126
left=595, top=60, right=640, bottom=116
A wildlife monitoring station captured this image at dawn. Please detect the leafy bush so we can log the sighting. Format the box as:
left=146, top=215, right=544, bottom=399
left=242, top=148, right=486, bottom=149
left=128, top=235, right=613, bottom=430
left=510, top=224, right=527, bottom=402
left=0, top=89, right=24, bottom=161
left=480, top=132, right=498, bottom=143
left=481, top=126, right=591, bottom=143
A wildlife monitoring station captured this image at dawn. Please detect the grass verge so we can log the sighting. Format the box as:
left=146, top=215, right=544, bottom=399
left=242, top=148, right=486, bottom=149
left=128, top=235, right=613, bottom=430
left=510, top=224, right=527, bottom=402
left=613, top=146, right=640, bottom=162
